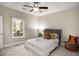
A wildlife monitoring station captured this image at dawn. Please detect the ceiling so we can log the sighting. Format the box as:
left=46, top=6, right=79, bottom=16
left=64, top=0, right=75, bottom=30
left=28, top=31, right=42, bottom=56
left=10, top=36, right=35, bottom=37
left=0, top=2, right=79, bottom=16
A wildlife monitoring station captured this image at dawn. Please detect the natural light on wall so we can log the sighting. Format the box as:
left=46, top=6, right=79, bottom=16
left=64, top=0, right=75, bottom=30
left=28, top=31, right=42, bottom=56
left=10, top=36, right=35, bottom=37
left=33, top=23, right=46, bottom=31
left=33, top=22, right=46, bottom=35
left=39, top=24, right=46, bottom=32
left=33, top=22, right=39, bottom=30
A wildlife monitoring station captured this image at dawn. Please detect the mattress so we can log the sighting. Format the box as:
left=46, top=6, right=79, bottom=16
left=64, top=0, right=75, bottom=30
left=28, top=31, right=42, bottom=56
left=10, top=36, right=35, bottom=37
left=24, top=37, right=59, bottom=56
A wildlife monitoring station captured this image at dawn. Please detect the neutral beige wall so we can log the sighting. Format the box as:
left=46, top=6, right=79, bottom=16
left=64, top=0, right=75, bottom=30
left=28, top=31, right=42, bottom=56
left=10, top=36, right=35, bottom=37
left=25, top=15, right=38, bottom=39
left=39, top=7, right=79, bottom=41
left=0, top=6, right=38, bottom=46
left=0, top=5, right=78, bottom=46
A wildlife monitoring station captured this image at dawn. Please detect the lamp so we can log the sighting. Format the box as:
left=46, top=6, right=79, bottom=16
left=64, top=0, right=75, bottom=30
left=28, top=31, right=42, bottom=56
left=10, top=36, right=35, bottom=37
left=38, top=24, right=46, bottom=37
left=33, top=7, right=39, bottom=11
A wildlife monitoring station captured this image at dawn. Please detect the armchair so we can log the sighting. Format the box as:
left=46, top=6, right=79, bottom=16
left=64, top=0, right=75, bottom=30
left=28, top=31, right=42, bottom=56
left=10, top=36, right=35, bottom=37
left=65, top=35, right=78, bottom=52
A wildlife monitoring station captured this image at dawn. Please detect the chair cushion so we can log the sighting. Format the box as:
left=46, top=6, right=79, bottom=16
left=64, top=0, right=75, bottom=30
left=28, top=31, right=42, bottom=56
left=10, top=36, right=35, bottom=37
left=68, top=35, right=78, bottom=44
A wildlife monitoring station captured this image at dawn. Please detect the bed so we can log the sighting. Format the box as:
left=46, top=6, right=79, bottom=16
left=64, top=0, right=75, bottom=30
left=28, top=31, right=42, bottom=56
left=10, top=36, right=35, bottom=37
left=24, top=29, right=62, bottom=56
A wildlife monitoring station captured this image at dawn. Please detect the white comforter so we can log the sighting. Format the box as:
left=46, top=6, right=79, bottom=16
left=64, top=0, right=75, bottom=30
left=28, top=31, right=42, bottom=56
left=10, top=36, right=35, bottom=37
left=24, top=37, right=59, bottom=56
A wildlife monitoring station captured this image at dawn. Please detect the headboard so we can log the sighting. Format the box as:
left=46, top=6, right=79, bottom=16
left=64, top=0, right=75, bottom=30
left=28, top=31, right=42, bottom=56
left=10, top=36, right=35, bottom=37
left=44, top=29, right=62, bottom=45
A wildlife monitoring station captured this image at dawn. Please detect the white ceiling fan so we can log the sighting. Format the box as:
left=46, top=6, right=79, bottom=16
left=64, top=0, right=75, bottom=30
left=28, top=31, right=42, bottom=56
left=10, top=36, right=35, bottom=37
left=23, top=2, right=48, bottom=13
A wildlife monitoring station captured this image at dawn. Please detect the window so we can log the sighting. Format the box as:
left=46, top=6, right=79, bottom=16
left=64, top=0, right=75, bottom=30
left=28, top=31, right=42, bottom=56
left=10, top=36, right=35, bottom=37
left=12, top=17, right=25, bottom=38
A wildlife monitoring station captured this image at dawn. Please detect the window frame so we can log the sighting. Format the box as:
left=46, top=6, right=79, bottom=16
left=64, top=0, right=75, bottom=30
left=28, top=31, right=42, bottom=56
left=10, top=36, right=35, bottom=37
left=12, top=17, right=25, bottom=39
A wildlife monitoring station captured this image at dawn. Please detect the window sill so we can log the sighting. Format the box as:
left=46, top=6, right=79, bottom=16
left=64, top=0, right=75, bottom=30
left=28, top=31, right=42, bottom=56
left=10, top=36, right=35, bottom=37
left=12, top=36, right=25, bottom=39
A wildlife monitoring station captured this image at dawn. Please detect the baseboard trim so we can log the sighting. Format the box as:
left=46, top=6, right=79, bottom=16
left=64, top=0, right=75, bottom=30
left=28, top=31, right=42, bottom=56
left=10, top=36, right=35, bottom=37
left=3, top=41, right=25, bottom=48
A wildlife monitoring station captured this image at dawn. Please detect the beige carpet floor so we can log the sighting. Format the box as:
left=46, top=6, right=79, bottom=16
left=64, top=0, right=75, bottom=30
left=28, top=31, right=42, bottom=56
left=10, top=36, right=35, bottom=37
left=0, top=44, right=77, bottom=56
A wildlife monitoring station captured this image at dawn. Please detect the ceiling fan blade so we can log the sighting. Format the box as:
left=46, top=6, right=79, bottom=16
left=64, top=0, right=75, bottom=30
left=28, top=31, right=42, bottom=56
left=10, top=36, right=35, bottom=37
left=29, top=9, right=34, bottom=12
left=23, top=8, right=27, bottom=10
left=39, top=7, right=48, bottom=9
left=23, top=5, right=33, bottom=8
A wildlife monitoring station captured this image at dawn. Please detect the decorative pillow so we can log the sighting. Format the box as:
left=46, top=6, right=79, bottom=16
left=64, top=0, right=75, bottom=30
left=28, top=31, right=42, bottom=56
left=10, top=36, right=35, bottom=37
left=49, top=33, right=56, bottom=39
left=49, top=33, right=58, bottom=39
left=44, top=32, right=50, bottom=39
left=69, top=35, right=78, bottom=44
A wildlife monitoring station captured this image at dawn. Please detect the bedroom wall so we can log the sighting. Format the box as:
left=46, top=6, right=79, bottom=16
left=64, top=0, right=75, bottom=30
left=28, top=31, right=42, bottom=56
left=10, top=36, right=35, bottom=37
left=0, top=5, right=79, bottom=46
left=39, top=7, right=79, bottom=41
left=0, top=6, right=38, bottom=46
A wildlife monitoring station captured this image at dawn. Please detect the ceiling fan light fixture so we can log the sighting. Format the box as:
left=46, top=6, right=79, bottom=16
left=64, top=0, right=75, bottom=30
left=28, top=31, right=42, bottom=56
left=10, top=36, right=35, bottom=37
left=33, top=7, right=39, bottom=11
left=23, top=2, right=48, bottom=13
